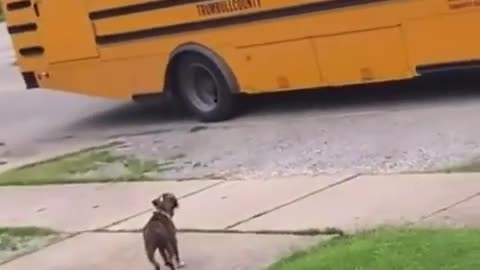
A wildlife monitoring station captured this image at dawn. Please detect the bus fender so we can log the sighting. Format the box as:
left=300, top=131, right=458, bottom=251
left=165, top=43, right=240, bottom=94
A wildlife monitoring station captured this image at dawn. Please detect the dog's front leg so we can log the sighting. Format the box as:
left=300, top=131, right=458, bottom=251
left=172, top=236, right=185, bottom=268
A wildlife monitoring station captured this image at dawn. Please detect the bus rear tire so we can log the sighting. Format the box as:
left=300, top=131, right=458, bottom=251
left=175, top=53, right=238, bottom=122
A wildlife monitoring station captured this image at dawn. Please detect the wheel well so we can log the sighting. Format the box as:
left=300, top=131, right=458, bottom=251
left=164, top=44, right=240, bottom=97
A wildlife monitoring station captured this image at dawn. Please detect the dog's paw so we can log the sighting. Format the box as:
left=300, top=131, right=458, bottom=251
left=176, top=261, right=186, bottom=268
left=165, top=262, right=175, bottom=270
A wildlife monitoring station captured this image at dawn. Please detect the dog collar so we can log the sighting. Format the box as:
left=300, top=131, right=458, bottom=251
left=155, top=209, right=172, bottom=218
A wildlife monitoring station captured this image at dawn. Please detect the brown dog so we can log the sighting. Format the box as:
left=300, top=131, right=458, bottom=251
left=143, top=193, right=185, bottom=270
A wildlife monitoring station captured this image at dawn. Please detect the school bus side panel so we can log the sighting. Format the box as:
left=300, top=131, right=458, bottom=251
left=42, top=53, right=169, bottom=99
left=38, top=0, right=98, bottom=63
left=234, top=40, right=325, bottom=92
left=312, top=26, right=411, bottom=86
left=91, top=0, right=439, bottom=96
left=404, top=10, right=480, bottom=69
left=2, top=0, right=46, bottom=73
left=11, top=0, right=479, bottom=99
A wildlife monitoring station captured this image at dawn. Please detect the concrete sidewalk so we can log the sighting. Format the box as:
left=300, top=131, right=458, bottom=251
left=0, top=173, right=479, bottom=270
left=236, top=173, right=480, bottom=232
left=0, top=232, right=325, bottom=270
left=0, top=180, right=222, bottom=231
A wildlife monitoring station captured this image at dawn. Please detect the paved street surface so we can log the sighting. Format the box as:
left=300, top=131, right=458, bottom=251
left=4, top=20, right=480, bottom=177
left=1, top=21, right=480, bottom=270
left=0, top=173, right=478, bottom=269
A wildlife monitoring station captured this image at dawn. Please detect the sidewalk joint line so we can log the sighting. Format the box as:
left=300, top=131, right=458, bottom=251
left=224, top=173, right=361, bottom=230
left=95, top=180, right=227, bottom=231
left=413, top=191, right=480, bottom=224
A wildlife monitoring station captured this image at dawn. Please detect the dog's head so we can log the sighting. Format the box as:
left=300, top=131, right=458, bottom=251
left=151, top=192, right=179, bottom=217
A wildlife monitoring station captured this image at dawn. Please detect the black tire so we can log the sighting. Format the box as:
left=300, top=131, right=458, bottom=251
left=175, top=53, right=238, bottom=122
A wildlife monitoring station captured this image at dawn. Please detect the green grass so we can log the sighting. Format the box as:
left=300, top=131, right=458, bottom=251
left=404, top=157, right=480, bottom=174
left=124, top=158, right=167, bottom=178
left=0, top=149, right=171, bottom=185
left=437, top=159, right=480, bottom=173
left=268, top=227, right=480, bottom=270
left=0, top=2, right=4, bottom=22
left=0, top=227, right=56, bottom=252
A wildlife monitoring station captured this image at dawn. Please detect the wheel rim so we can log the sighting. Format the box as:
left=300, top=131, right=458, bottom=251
left=185, top=63, right=219, bottom=112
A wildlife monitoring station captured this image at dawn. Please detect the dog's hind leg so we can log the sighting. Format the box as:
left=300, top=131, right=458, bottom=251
left=159, top=248, right=175, bottom=270
left=145, top=243, right=161, bottom=270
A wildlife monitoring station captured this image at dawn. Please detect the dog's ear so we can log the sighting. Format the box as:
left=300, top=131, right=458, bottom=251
left=151, top=198, right=160, bottom=207
left=172, top=197, right=179, bottom=208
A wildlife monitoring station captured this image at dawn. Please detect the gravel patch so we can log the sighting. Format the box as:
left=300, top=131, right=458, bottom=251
left=112, top=103, right=480, bottom=179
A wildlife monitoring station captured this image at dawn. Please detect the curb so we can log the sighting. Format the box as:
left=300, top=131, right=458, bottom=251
left=0, top=141, right=117, bottom=174
left=92, top=227, right=345, bottom=237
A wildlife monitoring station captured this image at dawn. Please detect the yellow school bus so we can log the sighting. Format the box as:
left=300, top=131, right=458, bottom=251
left=2, top=0, right=480, bottom=121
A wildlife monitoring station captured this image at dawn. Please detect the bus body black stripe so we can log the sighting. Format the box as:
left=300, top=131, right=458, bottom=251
left=7, top=23, right=38, bottom=34
left=90, top=0, right=209, bottom=20
left=95, top=0, right=389, bottom=45
left=21, top=71, right=39, bottom=89
left=19, top=46, right=44, bottom=56
left=7, top=0, right=31, bottom=11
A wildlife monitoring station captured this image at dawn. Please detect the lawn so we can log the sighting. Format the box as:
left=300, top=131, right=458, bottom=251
left=0, top=227, right=55, bottom=242
left=0, top=227, right=57, bottom=263
left=0, top=149, right=170, bottom=185
left=268, top=227, right=480, bottom=270
left=438, top=158, right=480, bottom=173
left=0, top=2, right=4, bottom=22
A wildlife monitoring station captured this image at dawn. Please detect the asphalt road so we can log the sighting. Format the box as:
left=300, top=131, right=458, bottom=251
left=3, top=22, right=480, bottom=176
